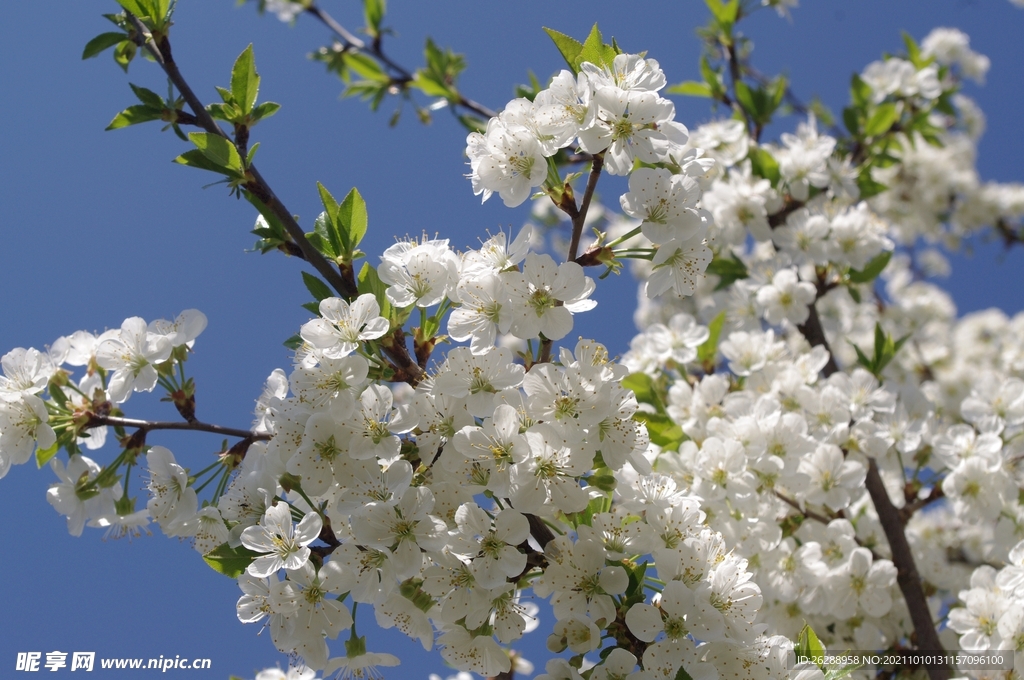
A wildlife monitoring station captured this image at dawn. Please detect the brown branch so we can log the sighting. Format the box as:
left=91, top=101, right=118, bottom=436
left=865, top=458, right=949, bottom=680
left=797, top=299, right=948, bottom=678
left=123, top=14, right=357, bottom=299
left=87, top=414, right=270, bottom=441
left=899, top=484, right=944, bottom=524
left=796, top=303, right=840, bottom=376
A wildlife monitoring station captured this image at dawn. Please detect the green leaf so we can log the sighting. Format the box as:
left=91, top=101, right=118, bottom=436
left=230, top=44, right=259, bottom=114
left=622, top=373, right=660, bottom=411
left=700, top=55, right=723, bottom=98
left=734, top=80, right=757, bottom=116
left=747, top=147, right=780, bottom=186
left=106, top=104, right=163, bottom=130
left=301, top=301, right=321, bottom=315
left=129, top=83, right=163, bottom=108
left=903, top=31, right=924, bottom=68
left=302, top=272, right=334, bottom=303
left=283, top=334, right=303, bottom=350
left=633, top=412, right=684, bottom=450
left=357, top=262, right=393, bottom=321
left=864, top=102, right=898, bottom=137
left=338, top=187, right=368, bottom=251
left=674, top=664, right=695, bottom=680
left=306, top=230, right=336, bottom=260
left=345, top=52, right=388, bottom=83
left=115, top=0, right=147, bottom=16
left=856, top=167, right=888, bottom=199
left=666, top=81, right=712, bottom=97
left=842, top=106, right=861, bottom=136
left=250, top=101, right=281, bottom=123
left=35, top=441, right=60, bottom=468
left=363, top=0, right=386, bottom=36
left=543, top=27, right=584, bottom=70
left=576, top=24, right=616, bottom=70
left=847, top=250, right=892, bottom=283
left=174, top=149, right=241, bottom=177
left=705, top=253, right=748, bottom=290
left=188, top=132, right=244, bottom=173
left=202, top=543, right=260, bottom=578
left=850, top=74, right=872, bottom=109
left=83, top=32, right=127, bottom=60
left=698, top=310, right=726, bottom=367
left=316, top=182, right=342, bottom=255
left=113, top=40, right=136, bottom=73
left=794, top=625, right=826, bottom=670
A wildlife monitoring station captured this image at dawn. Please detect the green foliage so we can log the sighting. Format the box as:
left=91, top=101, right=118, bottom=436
left=734, top=76, right=786, bottom=128
left=847, top=250, right=892, bottom=284
left=302, top=272, right=334, bottom=303
left=308, top=183, right=368, bottom=263
left=705, top=252, right=749, bottom=290
left=202, top=543, right=259, bottom=578
left=207, top=45, right=280, bottom=127
left=697, top=311, right=726, bottom=371
left=543, top=24, right=619, bottom=72
left=705, top=0, right=741, bottom=36
left=363, top=0, right=386, bottom=38
left=411, top=38, right=465, bottom=103
left=850, top=322, right=910, bottom=379
left=230, top=44, right=259, bottom=115
left=82, top=32, right=127, bottom=60
left=666, top=81, right=712, bottom=98
left=357, top=262, right=393, bottom=322
left=747, top=146, right=780, bottom=185
left=864, top=102, right=898, bottom=137
left=175, top=132, right=246, bottom=182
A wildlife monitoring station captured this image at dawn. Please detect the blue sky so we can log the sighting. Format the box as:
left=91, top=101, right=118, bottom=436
left=1, top=1, right=1022, bottom=678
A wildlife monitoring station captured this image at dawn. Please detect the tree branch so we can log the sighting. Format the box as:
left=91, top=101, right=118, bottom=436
left=796, top=303, right=840, bottom=375
left=567, top=154, right=604, bottom=263
left=305, top=3, right=497, bottom=120
left=864, top=458, right=949, bottom=680
left=87, top=414, right=270, bottom=441
left=797, top=300, right=948, bottom=678
left=124, top=14, right=357, bottom=299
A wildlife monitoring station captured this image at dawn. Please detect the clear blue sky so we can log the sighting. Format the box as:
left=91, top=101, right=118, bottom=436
left=1, top=1, right=1022, bottom=678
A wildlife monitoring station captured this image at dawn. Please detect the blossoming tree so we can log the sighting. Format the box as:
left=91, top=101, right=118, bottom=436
left=4, top=1, right=1024, bottom=679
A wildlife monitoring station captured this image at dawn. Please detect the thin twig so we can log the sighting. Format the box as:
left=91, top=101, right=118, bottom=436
left=567, top=154, right=604, bottom=262
left=89, top=414, right=270, bottom=441
left=124, top=13, right=357, bottom=299
left=305, top=3, right=497, bottom=120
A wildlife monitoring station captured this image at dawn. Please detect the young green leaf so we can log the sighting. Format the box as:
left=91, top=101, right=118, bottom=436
left=622, top=373, right=661, bottom=411
left=847, top=250, right=892, bottom=283
left=666, top=81, right=712, bottom=97
left=188, top=132, right=244, bottom=173
left=864, top=102, right=898, bottom=137
left=358, top=262, right=393, bottom=321
left=577, top=24, right=616, bottom=70
left=202, top=543, right=260, bottom=579
left=83, top=32, right=127, bottom=60
left=113, top=40, right=136, bottom=73
left=697, top=310, right=726, bottom=368
left=106, top=105, right=163, bottom=130
left=363, top=0, right=386, bottom=37
left=302, top=272, right=334, bottom=303
left=338, top=187, right=368, bottom=251
left=543, top=27, right=584, bottom=71
left=705, top=253, right=749, bottom=290
left=231, top=44, right=260, bottom=115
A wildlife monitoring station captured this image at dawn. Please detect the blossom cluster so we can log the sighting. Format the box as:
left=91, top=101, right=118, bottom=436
left=467, top=53, right=715, bottom=299
left=7, top=16, right=1024, bottom=680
